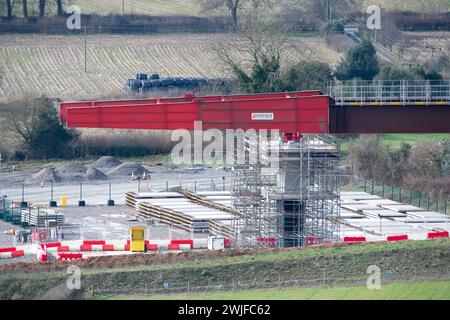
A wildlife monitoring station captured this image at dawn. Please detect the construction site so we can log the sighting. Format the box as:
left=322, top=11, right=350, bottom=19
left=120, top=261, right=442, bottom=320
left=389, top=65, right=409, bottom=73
left=0, top=84, right=448, bottom=268
left=0, top=0, right=449, bottom=302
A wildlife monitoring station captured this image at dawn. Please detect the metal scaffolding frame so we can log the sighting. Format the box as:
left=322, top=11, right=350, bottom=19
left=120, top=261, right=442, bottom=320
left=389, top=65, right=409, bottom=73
left=232, top=133, right=341, bottom=248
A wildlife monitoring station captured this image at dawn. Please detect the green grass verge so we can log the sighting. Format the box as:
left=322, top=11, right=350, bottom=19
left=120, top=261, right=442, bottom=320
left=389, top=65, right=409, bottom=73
left=339, top=134, right=450, bottom=153
left=1, top=239, right=449, bottom=300
left=101, top=280, right=450, bottom=300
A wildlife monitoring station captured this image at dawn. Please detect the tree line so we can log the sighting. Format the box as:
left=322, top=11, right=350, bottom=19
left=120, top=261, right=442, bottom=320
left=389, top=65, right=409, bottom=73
left=348, top=135, right=450, bottom=199
left=2, top=0, right=64, bottom=19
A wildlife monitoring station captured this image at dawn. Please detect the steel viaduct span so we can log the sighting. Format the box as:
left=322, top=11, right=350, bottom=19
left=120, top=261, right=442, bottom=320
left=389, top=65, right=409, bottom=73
left=60, top=81, right=450, bottom=134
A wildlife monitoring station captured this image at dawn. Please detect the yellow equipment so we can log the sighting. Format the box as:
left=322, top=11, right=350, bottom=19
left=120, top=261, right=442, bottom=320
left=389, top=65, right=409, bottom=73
left=60, top=196, right=67, bottom=207
left=130, top=227, right=146, bottom=252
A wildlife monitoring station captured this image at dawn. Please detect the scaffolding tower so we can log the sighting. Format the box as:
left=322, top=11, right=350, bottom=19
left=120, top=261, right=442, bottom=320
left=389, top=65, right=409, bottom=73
left=232, top=134, right=340, bottom=248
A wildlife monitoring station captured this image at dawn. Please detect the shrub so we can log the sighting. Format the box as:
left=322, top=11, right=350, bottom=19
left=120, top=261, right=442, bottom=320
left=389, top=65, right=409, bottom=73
left=335, top=39, right=380, bottom=81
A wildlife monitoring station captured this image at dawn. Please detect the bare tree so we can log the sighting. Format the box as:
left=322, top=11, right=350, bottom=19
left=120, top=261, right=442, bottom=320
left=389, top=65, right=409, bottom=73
left=22, top=0, right=28, bottom=18
left=197, top=0, right=273, bottom=30
left=216, top=17, right=291, bottom=71
left=39, top=0, right=46, bottom=17
left=5, top=0, right=13, bottom=18
left=213, top=16, right=296, bottom=92
left=56, top=0, right=63, bottom=16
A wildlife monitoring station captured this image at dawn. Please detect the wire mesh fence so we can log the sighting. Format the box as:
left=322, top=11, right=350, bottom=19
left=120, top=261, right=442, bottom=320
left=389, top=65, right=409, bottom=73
left=88, top=273, right=448, bottom=297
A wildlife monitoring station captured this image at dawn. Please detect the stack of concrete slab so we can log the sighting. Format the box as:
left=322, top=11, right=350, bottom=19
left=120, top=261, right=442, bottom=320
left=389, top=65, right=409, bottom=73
left=380, top=204, right=425, bottom=213
left=128, top=191, right=234, bottom=237
left=341, top=203, right=383, bottom=213
left=338, top=191, right=449, bottom=238
left=362, top=209, right=406, bottom=219
left=21, top=208, right=65, bottom=227
left=340, top=192, right=381, bottom=201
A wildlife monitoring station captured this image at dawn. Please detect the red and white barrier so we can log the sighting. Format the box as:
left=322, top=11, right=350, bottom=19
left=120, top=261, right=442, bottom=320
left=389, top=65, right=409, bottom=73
left=36, top=245, right=48, bottom=262
left=58, top=253, right=83, bottom=261
left=170, top=239, right=194, bottom=249
left=428, top=231, right=449, bottom=239
left=0, top=250, right=24, bottom=259
left=386, top=235, right=409, bottom=242
left=344, top=237, right=367, bottom=243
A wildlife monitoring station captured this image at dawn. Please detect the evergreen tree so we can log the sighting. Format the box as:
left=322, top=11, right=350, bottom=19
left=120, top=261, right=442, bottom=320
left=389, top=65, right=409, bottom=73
left=335, top=39, right=380, bottom=80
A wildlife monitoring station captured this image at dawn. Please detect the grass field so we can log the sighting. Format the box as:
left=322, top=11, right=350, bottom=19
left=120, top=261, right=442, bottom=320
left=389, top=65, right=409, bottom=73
left=104, top=280, right=450, bottom=300
left=0, top=33, right=341, bottom=103
left=339, top=134, right=450, bottom=153
left=1, top=238, right=448, bottom=300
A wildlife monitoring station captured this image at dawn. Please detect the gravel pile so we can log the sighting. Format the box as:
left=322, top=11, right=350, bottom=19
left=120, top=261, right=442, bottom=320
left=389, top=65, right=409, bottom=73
left=86, top=167, right=109, bottom=181
left=54, top=163, right=87, bottom=182
left=25, top=168, right=59, bottom=185
left=90, top=156, right=122, bottom=170
left=107, top=162, right=147, bottom=176
left=54, top=163, right=87, bottom=175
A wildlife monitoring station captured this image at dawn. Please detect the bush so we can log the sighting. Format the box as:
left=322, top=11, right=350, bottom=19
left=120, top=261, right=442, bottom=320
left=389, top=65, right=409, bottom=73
left=374, top=65, right=444, bottom=81
left=349, top=135, right=450, bottom=197
left=6, top=96, right=78, bottom=159
left=335, top=39, right=380, bottom=81
left=284, top=61, right=333, bottom=93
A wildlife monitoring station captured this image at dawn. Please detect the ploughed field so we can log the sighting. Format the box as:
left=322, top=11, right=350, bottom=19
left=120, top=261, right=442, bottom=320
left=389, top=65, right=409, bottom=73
left=0, top=33, right=342, bottom=103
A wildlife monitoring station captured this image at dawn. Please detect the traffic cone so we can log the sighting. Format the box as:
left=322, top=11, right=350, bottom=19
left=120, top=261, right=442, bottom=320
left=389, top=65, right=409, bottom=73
left=130, top=172, right=136, bottom=181
left=142, top=172, right=148, bottom=181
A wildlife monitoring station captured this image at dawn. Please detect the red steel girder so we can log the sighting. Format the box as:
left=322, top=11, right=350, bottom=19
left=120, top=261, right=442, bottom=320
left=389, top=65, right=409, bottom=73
left=61, top=91, right=330, bottom=133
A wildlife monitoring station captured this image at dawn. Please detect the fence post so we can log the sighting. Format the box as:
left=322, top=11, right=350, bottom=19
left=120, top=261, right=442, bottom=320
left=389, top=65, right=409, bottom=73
left=363, top=179, right=366, bottom=192
left=427, top=197, right=430, bottom=211
left=49, top=181, right=57, bottom=207
left=382, top=183, right=385, bottom=198
left=194, top=181, right=197, bottom=192
left=166, top=181, right=169, bottom=192
left=436, top=199, right=439, bottom=213
left=409, top=191, right=412, bottom=204
left=79, top=183, right=85, bottom=207
left=445, top=200, right=448, bottom=215
left=418, top=193, right=421, bottom=207
left=21, top=184, right=27, bottom=208
left=391, top=186, right=394, bottom=200
left=223, top=177, right=226, bottom=191
left=371, top=180, right=375, bottom=194
left=108, top=182, right=115, bottom=206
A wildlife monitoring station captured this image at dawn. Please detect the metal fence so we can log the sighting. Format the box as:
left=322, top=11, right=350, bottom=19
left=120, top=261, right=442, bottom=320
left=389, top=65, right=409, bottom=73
left=1, top=177, right=232, bottom=210
left=329, top=80, right=450, bottom=106
left=89, top=273, right=445, bottom=298
left=343, top=177, right=449, bottom=216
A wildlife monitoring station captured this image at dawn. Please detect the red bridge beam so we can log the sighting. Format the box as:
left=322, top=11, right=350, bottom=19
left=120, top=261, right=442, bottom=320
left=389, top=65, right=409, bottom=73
left=61, top=91, right=330, bottom=133
left=60, top=92, right=450, bottom=134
